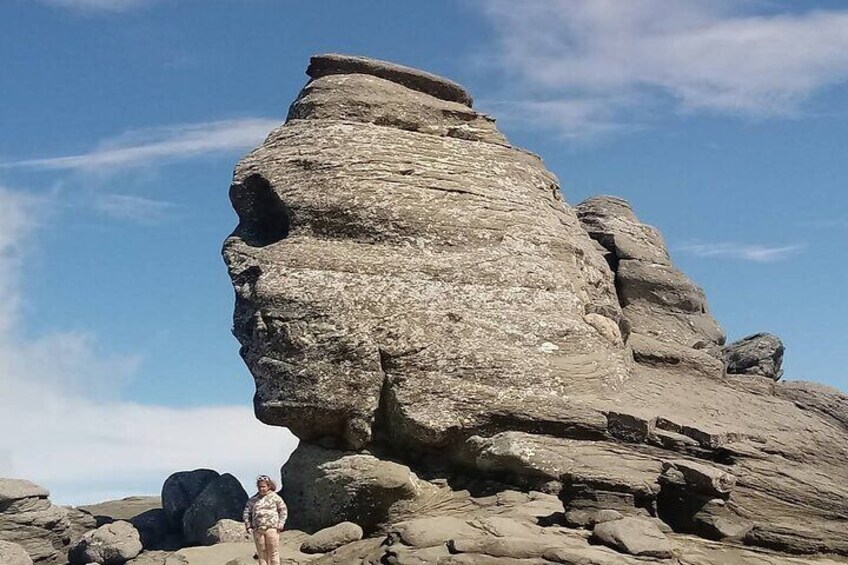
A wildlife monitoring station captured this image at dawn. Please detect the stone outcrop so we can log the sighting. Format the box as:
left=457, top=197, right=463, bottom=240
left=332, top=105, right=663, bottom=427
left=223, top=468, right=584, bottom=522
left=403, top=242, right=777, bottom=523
left=576, top=195, right=725, bottom=377
left=222, top=54, right=848, bottom=564
left=0, top=479, right=71, bottom=565
left=724, top=333, right=785, bottom=381
left=161, top=469, right=219, bottom=532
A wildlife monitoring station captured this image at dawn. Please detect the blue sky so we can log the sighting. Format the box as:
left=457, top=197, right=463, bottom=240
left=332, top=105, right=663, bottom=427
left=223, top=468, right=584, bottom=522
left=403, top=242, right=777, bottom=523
left=1, top=0, right=846, bottom=504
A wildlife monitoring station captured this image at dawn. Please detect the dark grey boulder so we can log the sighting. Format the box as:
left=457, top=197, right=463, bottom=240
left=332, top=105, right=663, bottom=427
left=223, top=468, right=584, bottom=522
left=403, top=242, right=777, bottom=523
left=181, top=474, right=248, bottom=545
left=161, top=469, right=219, bottom=532
left=723, top=333, right=785, bottom=380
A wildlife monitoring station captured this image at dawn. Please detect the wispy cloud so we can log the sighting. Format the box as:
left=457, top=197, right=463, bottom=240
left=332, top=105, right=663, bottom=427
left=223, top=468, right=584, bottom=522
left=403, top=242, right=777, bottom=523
left=0, top=187, right=296, bottom=504
left=1, top=118, right=279, bottom=173
left=93, top=193, right=175, bottom=224
left=477, top=0, right=848, bottom=137
left=36, top=0, right=157, bottom=12
left=677, top=242, right=804, bottom=262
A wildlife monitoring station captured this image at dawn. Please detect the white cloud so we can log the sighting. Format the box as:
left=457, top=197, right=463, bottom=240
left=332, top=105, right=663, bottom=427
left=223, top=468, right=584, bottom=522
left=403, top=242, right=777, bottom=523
left=478, top=0, right=848, bottom=137
left=0, top=187, right=297, bottom=505
left=36, top=0, right=157, bottom=12
left=0, top=118, right=279, bottom=173
left=677, top=242, right=804, bottom=262
left=93, top=193, right=175, bottom=224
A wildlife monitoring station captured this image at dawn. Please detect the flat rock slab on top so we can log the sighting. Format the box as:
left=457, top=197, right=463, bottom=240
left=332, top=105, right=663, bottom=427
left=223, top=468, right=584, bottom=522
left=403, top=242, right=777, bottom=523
left=306, top=53, right=473, bottom=107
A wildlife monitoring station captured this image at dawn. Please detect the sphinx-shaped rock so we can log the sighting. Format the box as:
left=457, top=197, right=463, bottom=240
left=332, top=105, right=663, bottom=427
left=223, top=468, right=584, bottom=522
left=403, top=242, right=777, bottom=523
left=225, top=55, right=848, bottom=561
left=224, top=54, right=630, bottom=452
left=576, top=196, right=725, bottom=377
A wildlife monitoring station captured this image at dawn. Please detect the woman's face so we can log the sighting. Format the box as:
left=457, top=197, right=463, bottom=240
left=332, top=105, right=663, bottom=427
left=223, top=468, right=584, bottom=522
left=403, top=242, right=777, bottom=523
left=257, top=481, right=270, bottom=495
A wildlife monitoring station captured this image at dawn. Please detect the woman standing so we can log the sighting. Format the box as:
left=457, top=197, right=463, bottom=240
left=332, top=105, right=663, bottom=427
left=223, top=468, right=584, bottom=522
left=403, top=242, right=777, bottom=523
left=243, top=475, right=288, bottom=565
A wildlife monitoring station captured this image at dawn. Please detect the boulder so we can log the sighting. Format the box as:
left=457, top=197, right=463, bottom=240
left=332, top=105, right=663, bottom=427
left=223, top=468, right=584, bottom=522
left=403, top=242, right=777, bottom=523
left=300, top=521, right=363, bottom=554
left=201, top=518, right=250, bottom=545
left=592, top=517, right=673, bottom=558
left=67, top=521, right=142, bottom=565
left=181, top=474, right=248, bottom=545
left=0, top=540, right=34, bottom=565
left=723, top=333, right=785, bottom=381
left=281, top=443, right=439, bottom=534
left=161, top=469, right=219, bottom=532
left=0, top=478, right=71, bottom=565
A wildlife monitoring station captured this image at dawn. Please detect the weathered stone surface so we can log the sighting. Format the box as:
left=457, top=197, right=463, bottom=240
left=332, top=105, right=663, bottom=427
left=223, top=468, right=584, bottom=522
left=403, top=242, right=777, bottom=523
left=68, top=521, right=142, bottom=565
left=776, top=380, right=848, bottom=430
left=0, top=540, right=34, bottom=565
left=161, top=470, right=219, bottom=532
left=592, top=517, right=673, bottom=558
left=201, top=518, right=250, bottom=545
left=223, top=55, right=848, bottom=562
left=225, top=55, right=630, bottom=453
left=306, top=53, right=474, bottom=107
left=300, top=521, right=363, bottom=554
left=724, top=333, right=785, bottom=380
left=281, top=442, right=439, bottom=534
left=0, top=479, right=71, bottom=565
left=181, top=474, right=248, bottom=545
left=576, top=195, right=725, bottom=375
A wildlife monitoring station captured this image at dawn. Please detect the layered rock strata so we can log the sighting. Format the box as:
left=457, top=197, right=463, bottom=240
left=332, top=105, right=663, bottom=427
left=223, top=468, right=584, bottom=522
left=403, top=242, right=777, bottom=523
left=224, top=53, right=631, bottom=454
left=0, top=479, right=71, bottom=565
left=576, top=195, right=726, bottom=378
left=224, top=54, right=848, bottom=562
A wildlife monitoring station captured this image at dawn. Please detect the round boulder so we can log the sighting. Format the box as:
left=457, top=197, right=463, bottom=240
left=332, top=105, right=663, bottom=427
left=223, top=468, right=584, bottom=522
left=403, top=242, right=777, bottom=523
left=0, top=540, right=33, bottom=565
left=202, top=518, right=251, bottom=545
left=300, top=522, right=364, bottom=554
left=723, top=333, right=785, bottom=381
left=161, top=469, right=219, bottom=532
left=68, top=521, right=142, bottom=565
left=182, top=473, right=248, bottom=545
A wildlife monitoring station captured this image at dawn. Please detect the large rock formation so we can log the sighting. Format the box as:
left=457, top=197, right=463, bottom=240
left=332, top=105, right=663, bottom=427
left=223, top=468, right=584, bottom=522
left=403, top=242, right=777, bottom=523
left=223, top=54, right=848, bottom=564
left=0, top=479, right=71, bottom=565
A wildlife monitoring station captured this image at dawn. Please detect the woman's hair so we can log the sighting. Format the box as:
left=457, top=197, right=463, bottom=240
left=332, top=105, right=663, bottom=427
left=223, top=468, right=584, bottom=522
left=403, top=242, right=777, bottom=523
left=256, top=474, right=277, bottom=491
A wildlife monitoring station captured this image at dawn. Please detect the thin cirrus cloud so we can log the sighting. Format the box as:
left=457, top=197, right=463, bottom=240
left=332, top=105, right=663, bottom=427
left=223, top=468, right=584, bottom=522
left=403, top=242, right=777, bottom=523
left=0, top=186, right=296, bottom=505
left=0, top=118, right=279, bottom=173
left=36, top=0, right=157, bottom=12
left=677, top=242, right=804, bottom=262
left=477, top=0, right=848, bottom=138
left=93, top=193, right=176, bottom=224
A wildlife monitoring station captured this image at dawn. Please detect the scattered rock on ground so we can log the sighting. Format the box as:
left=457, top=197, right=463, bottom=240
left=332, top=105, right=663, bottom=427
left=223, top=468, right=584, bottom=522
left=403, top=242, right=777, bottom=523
left=68, top=520, right=142, bottom=565
left=300, top=521, right=363, bottom=554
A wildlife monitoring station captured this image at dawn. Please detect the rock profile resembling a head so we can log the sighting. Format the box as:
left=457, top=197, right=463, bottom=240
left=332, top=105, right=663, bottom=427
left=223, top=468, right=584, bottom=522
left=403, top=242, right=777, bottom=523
left=223, top=54, right=848, bottom=559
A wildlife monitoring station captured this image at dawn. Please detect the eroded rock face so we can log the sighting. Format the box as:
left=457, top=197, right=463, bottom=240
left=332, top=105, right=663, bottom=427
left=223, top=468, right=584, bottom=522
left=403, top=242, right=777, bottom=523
left=224, top=54, right=848, bottom=562
left=576, top=195, right=725, bottom=377
left=224, top=53, right=631, bottom=452
left=0, top=479, right=71, bottom=565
